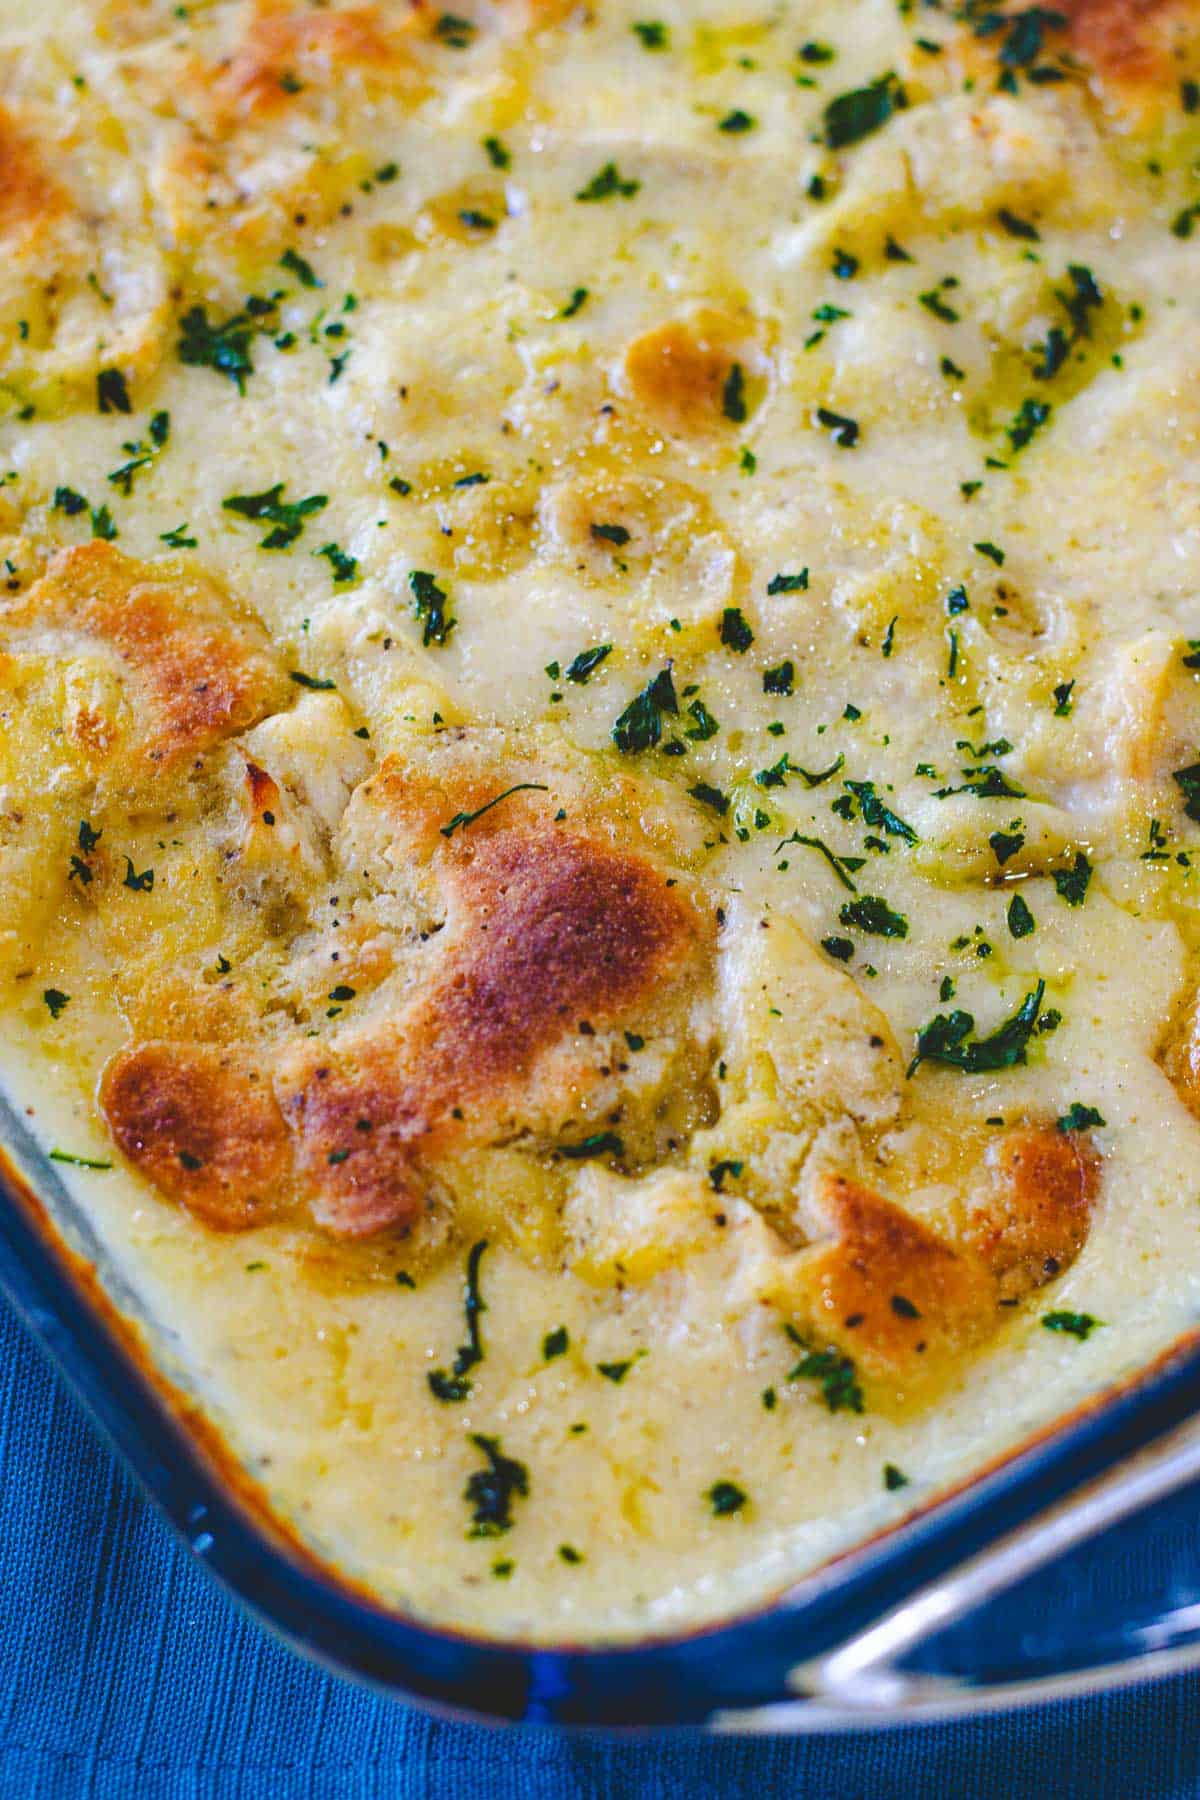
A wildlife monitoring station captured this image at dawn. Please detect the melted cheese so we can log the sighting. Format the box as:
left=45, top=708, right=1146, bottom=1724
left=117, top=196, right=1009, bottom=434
left=0, top=0, right=1199, bottom=1643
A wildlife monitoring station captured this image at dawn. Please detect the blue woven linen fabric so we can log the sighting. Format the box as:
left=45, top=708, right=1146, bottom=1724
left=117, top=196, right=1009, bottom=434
left=4, top=1296, right=1200, bottom=1800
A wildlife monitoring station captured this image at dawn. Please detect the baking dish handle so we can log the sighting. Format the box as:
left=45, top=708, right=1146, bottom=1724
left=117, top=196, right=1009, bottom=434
left=716, top=1416, right=1200, bottom=1731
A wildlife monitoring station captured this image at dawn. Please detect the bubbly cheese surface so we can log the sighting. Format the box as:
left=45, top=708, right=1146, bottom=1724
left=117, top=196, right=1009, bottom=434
left=1, top=0, right=1200, bottom=1643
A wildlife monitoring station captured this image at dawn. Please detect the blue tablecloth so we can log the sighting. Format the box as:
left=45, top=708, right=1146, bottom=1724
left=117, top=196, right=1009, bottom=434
left=3, top=1298, right=1200, bottom=1799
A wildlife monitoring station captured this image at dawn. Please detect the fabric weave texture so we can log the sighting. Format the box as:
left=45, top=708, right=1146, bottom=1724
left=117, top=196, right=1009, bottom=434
left=2, top=1298, right=1200, bottom=1799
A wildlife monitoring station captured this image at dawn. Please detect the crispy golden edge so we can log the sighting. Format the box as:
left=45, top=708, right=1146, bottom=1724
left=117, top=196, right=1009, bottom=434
left=799, top=1174, right=996, bottom=1379
left=0, top=103, right=66, bottom=244
left=101, top=759, right=714, bottom=1239
left=281, top=790, right=714, bottom=1235
left=794, top=1128, right=1099, bottom=1386
left=100, top=1042, right=292, bottom=1231
left=969, top=1125, right=1100, bottom=1301
left=7, top=543, right=288, bottom=772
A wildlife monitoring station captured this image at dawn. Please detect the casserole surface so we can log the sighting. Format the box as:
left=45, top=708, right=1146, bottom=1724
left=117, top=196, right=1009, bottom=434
left=1, top=0, right=1199, bottom=1644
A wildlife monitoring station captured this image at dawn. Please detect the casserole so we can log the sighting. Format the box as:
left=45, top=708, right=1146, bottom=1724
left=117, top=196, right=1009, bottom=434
left=3, top=0, right=1200, bottom=1718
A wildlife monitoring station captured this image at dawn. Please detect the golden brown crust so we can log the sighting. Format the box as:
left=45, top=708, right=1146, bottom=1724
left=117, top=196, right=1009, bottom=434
left=969, top=1125, right=1099, bottom=1301
left=100, top=1041, right=293, bottom=1230
left=8, top=543, right=287, bottom=774
left=1160, top=988, right=1200, bottom=1117
left=788, top=1127, right=1100, bottom=1390
left=796, top=1174, right=995, bottom=1384
left=1060, top=0, right=1200, bottom=94
left=620, top=313, right=764, bottom=439
left=958, top=0, right=1200, bottom=111
left=99, top=747, right=714, bottom=1240
left=210, top=3, right=421, bottom=123
left=0, top=105, right=65, bottom=245
left=277, top=810, right=713, bottom=1235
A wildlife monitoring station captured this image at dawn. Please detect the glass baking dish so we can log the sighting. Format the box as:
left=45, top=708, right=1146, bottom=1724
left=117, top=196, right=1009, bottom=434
left=3, top=1074, right=1200, bottom=1731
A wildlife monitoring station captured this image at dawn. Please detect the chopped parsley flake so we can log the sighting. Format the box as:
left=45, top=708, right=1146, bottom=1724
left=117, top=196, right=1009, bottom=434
left=843, top=780, right=917, bottom=842
left=565, top=644, right=612, bottom=683
left=440, top=783, right=549, bottom=840
left=49, top=1150, right=112, bottom=1171
left=998, top=207, right=1041, bottom=241
left=632, top=20, right=668, bottom=49
left=816, top=406, right=860, bottom=448
left=223, top=483, right=327, bottom=549
left=908, top=980, right=1046, bottom=1078
left=684, top=697, right=720, bottom=740
left=576, top=162, right=640, bottom=203
left=919, top=287, right=959, bottom=323
left=558, top=1132, right=625, bottom=1162
left=787, top=1329, right=864, bottom=1413
left=767, top=570, right=808, bottom=594
left=777, top=832, right=864, bottom=891
left=707, top=1480, right=748, bottom=1516
left=97, top=368, right=131, bottom=415
left=464, top=1434, right=528, bottom=1537
left=719, top=606, right=754, bottom=651
left=792, top=754, right=844, bottom=787
left=722, top=362, right=748, bottom=424
left=434, top=12, right=476, bottom=48
left=612, top=667, right=678, bottom=753
left=1052, top=852, right=1093, bottom=907
left=1057, top=1103, right=1105, bottom=1132
left=543, top=1326, right=569, bottom=1360
left=315, top=542, right=357, bottom=583
left=1007, top=893, right=1036, bottom=938
left=1172, top=763, right=1200, bottom=822
left=689, top=781, right=730, bottom=816
left=1042, top=1311, right=1102, bottom=1341
left=839, top=894, right=908, bottom=938
left=177, top=301, right=274, bottom=393
left=935, top=766, right=1026, bottom=800
left=763, top=661, right=795, bottom=696
left=122, top=857, right=154, bottom=893
left=42, top=989, right=69, bottom=1019
left=409, top=570, right=456, bottom=646
left=1005, top=396, right=1052, bottom=454
left=428, top=1240, right=488, bottom=1403
left=280, top=247, right=321, bottom=287
left=822, top=72, right=906, bottom=149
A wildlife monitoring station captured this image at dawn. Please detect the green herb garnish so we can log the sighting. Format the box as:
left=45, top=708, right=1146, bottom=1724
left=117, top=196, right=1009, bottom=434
left=440, top=782, right=549, bottom=839
left=464, top=1433, right=528, bottom=1536
left=908, top=980, right=1046, bottom=1077
left=428, top=1240, right=489, bottom=1403
left=612, top=667, right=678, bottom=753
left=1042, top=1311, right=1102, bottom=1341
left=409, top=570, right=456, bottom=646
